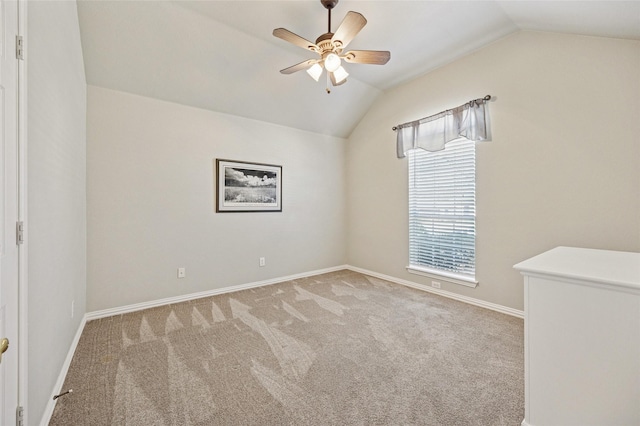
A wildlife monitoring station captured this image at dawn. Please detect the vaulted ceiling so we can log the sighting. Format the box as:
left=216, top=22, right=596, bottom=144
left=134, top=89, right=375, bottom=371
left=77, top=1, right=640, bottom=138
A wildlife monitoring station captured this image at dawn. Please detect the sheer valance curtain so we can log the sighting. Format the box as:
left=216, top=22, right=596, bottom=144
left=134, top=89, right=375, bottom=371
left=395, top=96, right=491, bottom=158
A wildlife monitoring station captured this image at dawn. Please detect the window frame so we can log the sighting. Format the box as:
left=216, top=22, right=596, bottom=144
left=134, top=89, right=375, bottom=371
left=406, top=138, right=478, bottom=288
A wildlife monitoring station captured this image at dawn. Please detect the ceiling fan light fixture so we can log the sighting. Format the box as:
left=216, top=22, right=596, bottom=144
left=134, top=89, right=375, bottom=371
left=273, top=0, right=390, bottom=93
left=324, top=52, right=341, bottom=72
left=333, top=65, right=349, bottom=84
left=307, top=63, right=323, bottom=81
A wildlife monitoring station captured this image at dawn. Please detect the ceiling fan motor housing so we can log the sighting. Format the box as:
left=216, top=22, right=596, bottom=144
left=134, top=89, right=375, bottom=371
left=315, top=33, right=342, bottom=57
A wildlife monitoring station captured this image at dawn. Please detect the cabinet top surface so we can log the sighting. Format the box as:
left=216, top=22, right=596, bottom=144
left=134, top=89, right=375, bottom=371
left=514, top=246, right=640, bottom=290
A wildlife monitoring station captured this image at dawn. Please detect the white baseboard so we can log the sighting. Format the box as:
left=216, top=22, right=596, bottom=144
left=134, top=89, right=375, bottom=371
left=85, top=262, right=522, bottom=324
left=39, top=315, right=87, bottom=426
left=346, top=265, right=524, bottom=319
left=86, top=265, right=349, bottom=321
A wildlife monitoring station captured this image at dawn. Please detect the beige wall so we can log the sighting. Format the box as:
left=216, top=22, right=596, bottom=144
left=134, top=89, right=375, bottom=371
left=87, top=86, right=346, bottom=312
left=28, top=1, right=87, bottom=423
left=346, top=31, right=640, bottom=311
left=87, top=32, right=640, bottom=314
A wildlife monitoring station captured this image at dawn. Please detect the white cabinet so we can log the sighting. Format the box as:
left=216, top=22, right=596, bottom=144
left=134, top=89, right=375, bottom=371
left=514, top=247, right=640, bottom=426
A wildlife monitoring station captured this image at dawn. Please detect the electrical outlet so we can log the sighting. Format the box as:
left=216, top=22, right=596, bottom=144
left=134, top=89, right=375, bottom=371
left=259, top=257, right=266, bottom=267
left=431, top=281, right=441, bottom=289
left=71, top=300, right=75, bottom=319
left=177, top=267, right=186, bottom=278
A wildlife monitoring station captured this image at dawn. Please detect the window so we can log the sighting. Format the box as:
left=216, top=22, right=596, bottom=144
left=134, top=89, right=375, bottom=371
left=408, top=138, right=477, bottom=286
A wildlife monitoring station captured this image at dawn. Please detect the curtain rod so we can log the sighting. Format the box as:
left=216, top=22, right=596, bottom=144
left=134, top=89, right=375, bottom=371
left=392, top=95, right=491, bottom=131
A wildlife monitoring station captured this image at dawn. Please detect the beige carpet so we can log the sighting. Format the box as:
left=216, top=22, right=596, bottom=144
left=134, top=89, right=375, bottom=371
left=50, top=270, right=524, bottom=425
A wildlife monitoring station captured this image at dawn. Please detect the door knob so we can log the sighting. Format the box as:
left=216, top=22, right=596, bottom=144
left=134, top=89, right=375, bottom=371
left=0, top=338, right=9, bottom=364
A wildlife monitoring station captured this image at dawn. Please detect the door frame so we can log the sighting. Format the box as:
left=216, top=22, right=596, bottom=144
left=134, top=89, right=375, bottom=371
left=17, top=0, right=28, bottom=423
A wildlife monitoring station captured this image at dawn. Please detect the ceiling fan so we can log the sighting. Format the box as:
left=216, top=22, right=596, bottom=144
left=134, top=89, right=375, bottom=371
left=273, top=0, right=390, bottom=93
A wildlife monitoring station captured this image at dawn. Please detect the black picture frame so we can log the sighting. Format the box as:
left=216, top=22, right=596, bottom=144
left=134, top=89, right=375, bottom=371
left=215, top=159, right=282, bottom=212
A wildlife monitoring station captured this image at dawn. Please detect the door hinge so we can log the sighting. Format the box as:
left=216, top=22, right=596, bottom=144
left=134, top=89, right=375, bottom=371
left=16, top=221, right=24, bottom=245
left=16, top=406, right=24, bottom=426
left=16, top=35, right=24, bottom=60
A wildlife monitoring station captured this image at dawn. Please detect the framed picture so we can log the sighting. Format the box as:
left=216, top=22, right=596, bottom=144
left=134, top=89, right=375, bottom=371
left=216, top=159, right=282, bottom=212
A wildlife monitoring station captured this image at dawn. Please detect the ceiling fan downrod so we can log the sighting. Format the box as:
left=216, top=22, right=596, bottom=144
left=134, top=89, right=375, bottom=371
left=321, top=0, right=339, bottom=33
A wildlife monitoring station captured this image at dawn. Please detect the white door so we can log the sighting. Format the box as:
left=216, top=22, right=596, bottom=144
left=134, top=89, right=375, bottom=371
left=0, top=0, right=20, bottom=424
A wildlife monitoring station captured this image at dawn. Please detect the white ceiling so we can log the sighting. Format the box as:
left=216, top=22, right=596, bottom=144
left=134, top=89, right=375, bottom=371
left=77, top=1, right=640, bottom=138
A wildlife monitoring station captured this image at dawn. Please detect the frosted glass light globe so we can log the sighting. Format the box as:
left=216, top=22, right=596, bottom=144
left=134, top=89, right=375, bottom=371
left=306, top=63, right=323, bottom=81
left=324, top=53, right=341, bottom=72
left=333, top=66, right=349, bottom=84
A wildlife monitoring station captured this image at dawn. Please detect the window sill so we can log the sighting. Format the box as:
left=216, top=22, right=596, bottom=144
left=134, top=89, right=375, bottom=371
left=406, top=265, right=478, bottom=288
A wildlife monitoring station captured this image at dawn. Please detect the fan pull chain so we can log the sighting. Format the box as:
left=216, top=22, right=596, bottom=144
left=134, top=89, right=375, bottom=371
left=326, top=72, right=331, bottom=94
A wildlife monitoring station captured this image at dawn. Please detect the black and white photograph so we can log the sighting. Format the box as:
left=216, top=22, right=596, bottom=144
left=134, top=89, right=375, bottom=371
left=216, top=159, right=282, bottom=212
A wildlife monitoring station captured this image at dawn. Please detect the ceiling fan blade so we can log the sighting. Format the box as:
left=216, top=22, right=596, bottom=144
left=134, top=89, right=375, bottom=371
left=273, top=28, right=318, bottom=52
left=331, top=11, right=367, bottom=50
left=329, top=72, right=347, bottom=87
left=280, top=59, right=318, bottom=75
left=343, top=50, right=390, bottom=65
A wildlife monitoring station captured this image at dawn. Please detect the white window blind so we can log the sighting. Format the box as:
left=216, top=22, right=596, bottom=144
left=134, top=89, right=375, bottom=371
left=408, top=138, right=476, bottom=279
